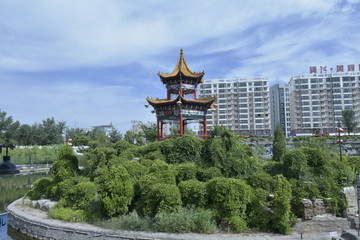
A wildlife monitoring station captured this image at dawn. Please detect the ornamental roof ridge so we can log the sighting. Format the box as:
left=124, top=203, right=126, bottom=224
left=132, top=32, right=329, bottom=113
left=157, top=49, right=204, bottom=79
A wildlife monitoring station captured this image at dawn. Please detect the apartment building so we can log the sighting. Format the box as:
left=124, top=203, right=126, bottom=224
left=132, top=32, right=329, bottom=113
left=270, top=83, right=291, bottom=136
left=199, top=78, right=271, bottom=136
left=289, top=70, right=360, bottom=135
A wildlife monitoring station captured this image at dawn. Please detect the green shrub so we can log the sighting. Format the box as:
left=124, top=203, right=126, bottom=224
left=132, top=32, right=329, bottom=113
left=154, top=207, right=217, bottom=233
left=98, top=211, right=152, bottom=231
left=49, top=176, right=89, bottom=201
left=113, top=140, right=134, bottom=156
left=178, top=179, right=206, bottom=207
left=49, top=206, right=87, bottom=222
left=222, top=216, right=248, bottom=233
left=51, top=145, right=79, bottom=183
left=148, top=160, right=177, bottom=185
left=272, top=175, right=292, bottom=234
left=122, top=160, right=149, bottom=181
left=96, top=165, right=134, bottom=217
left=247, top=172, right=274, bottom=192
left=59, top=181, right=98, bottom=211
left=282, top=149, right=307, bottom=179
left=176, top=162, right=198, bottom=183
left=206, top=177, right=253, bottom=219
left=246, top=188, right=272, bottom=231
left=197, top=167, right=223, bottom=182
left=164, top=136, right=203, bottom=164
left=290, top=179, right=320, bottom=217
left=141, top=183, right=182, bottom=217
left=26, top=177, right=53, bottom=200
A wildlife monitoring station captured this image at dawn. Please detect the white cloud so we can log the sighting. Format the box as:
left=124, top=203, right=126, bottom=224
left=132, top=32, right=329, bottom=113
left=1, top=0, right=360, bottom=131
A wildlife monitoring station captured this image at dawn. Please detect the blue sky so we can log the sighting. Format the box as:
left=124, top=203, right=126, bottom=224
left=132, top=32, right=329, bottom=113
left=1, top=0, right=360, bottom=133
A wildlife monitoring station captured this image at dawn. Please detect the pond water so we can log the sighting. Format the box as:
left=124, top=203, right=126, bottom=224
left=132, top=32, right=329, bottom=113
left=0, top=173, right=48, bottom=240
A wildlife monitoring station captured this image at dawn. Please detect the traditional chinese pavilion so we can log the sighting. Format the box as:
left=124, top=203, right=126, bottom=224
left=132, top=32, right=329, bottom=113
left=146, top=49, right=216, bottom=140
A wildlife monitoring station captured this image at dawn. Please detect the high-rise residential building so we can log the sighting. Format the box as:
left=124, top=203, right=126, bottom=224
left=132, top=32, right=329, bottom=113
left=199, top=77, right=271, bottom=136
left=270, top=83, right=291, bottom=136
left=288, top=70, right=360, bottom=135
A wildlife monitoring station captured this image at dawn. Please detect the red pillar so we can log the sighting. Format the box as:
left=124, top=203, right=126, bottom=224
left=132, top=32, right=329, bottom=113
left=179, top=114, right=184, bottom=136
left=157, top=117, right=161, bottom=141
left=167, top=90, right=170, bottom=100
left=203, top=115, right=207, bottom=138
left=160, top=121, right=164, bottom=140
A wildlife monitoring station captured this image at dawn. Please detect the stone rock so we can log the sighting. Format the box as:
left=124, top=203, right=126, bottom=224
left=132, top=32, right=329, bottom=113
left=31, top=200, right=40, bottom=209
left=341, top=186, right=358, bottom=217
left=43, top=201, right=57, bottom=211
left=38, top=199, right=49, bottom=211
left=22, top=198, right=32, bottom=206
left=302, top=198, right=332, bottom=220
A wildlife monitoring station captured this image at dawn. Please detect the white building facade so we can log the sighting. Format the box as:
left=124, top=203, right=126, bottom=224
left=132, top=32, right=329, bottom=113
left=289, top=71, right=360, bottom=135
left=199, top=77, right=271, bottom=136
left=270, top=83, right=291, bottom=136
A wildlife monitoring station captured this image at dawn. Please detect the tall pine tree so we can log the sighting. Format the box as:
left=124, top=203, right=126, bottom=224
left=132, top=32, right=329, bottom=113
left=272, top=123, right=286, bottom=162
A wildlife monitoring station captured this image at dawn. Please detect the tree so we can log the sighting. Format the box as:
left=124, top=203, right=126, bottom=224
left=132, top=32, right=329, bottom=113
left=139, top=121, right=157, bottom=143
left=272, top=123, right=286, bottom=162
left=108, top=127, right=122, bottom=143
left=0, top=109, right=20, bottom=144
left=96, top=165, right=134, bottom=217
left=342, top=109, right=358, bottom=135
left=272, top=175, right=292, bottom=234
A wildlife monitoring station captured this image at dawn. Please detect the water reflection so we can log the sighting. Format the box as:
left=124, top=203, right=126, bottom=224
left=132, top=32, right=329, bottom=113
left=0, top=173, right=49, bottom=239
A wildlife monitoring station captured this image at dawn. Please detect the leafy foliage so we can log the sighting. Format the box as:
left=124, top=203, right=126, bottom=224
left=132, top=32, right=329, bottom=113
left=51, top=145, right=79, bottom=184
left=206, top=177, right=253, bottom=219
left=272, top=175, right=292, bottom=234
left=272, top=123, right=286, bottom=162
left=342, top=109, right=358, bottom=135
left=26, top=177, right=53, bottom=200
left=178, top=179, right=207, bottom=208
left=96, top=165, right=134, bottom=217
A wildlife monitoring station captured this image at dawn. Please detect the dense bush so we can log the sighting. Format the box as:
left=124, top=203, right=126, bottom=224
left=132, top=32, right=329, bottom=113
left=26, top=177, right=53, bottom=200
left=141, top=183, right=182, bottom=217
left=96, top=165, right=134, bottom=217
left=206, top=177, right=253, bottom=219
left=51, top=145, right=79, bottom=183
left=49, top=206, right=87, bottom=222
left=58, top=181, right=98, bottom=211
left=30, top=128, right=360, bottom=235
left=178, top=179, right=207, bottom=207
left=222, top=216, right=248, bottom=233
left=197, top=166, right=223, bottom=181
left=164, top=136, right=203, bottom=164
left=272, top=175, right=292, bottom=234
left=154, top=207, right=217, bottom=233
left=282, top=149, right=307, bottom=179
left=176, top=162, right=198, bottom=183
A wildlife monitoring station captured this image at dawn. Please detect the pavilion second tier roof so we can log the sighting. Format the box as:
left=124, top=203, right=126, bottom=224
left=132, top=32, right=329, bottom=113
left=146, top=96, right=216, bottom=108
left=157, top=49, right=204, bottom=82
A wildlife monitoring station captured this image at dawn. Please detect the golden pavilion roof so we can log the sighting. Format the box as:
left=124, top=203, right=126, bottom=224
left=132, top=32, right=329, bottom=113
left=158, top=49, right=204, bottom=80
left=146, top=96, right=216, bottom=107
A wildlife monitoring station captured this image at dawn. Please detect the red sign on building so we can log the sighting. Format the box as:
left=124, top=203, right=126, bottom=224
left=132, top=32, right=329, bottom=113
left=336, top=65, right=344, bottom=72
left=310, top=66, right=317, bottom=73
left=348, top=64, right=355, bottom=71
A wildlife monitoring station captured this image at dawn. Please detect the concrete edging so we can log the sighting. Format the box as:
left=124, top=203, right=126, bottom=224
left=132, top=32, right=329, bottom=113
left=7, top=198, right=360, bottom=240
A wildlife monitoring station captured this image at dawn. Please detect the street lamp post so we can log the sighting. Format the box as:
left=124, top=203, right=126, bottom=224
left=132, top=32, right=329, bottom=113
left=336, top=124, right=344, bottom=162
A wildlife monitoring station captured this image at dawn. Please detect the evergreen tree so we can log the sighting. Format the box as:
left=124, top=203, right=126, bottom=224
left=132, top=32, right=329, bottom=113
left=342, top=109, right=358, bottom=135
left=272, top=123, right=286, bottom=162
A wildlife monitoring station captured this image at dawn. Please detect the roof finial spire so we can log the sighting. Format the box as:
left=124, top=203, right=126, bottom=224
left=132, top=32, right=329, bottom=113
left=180, top=49, right=183, bottom=55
